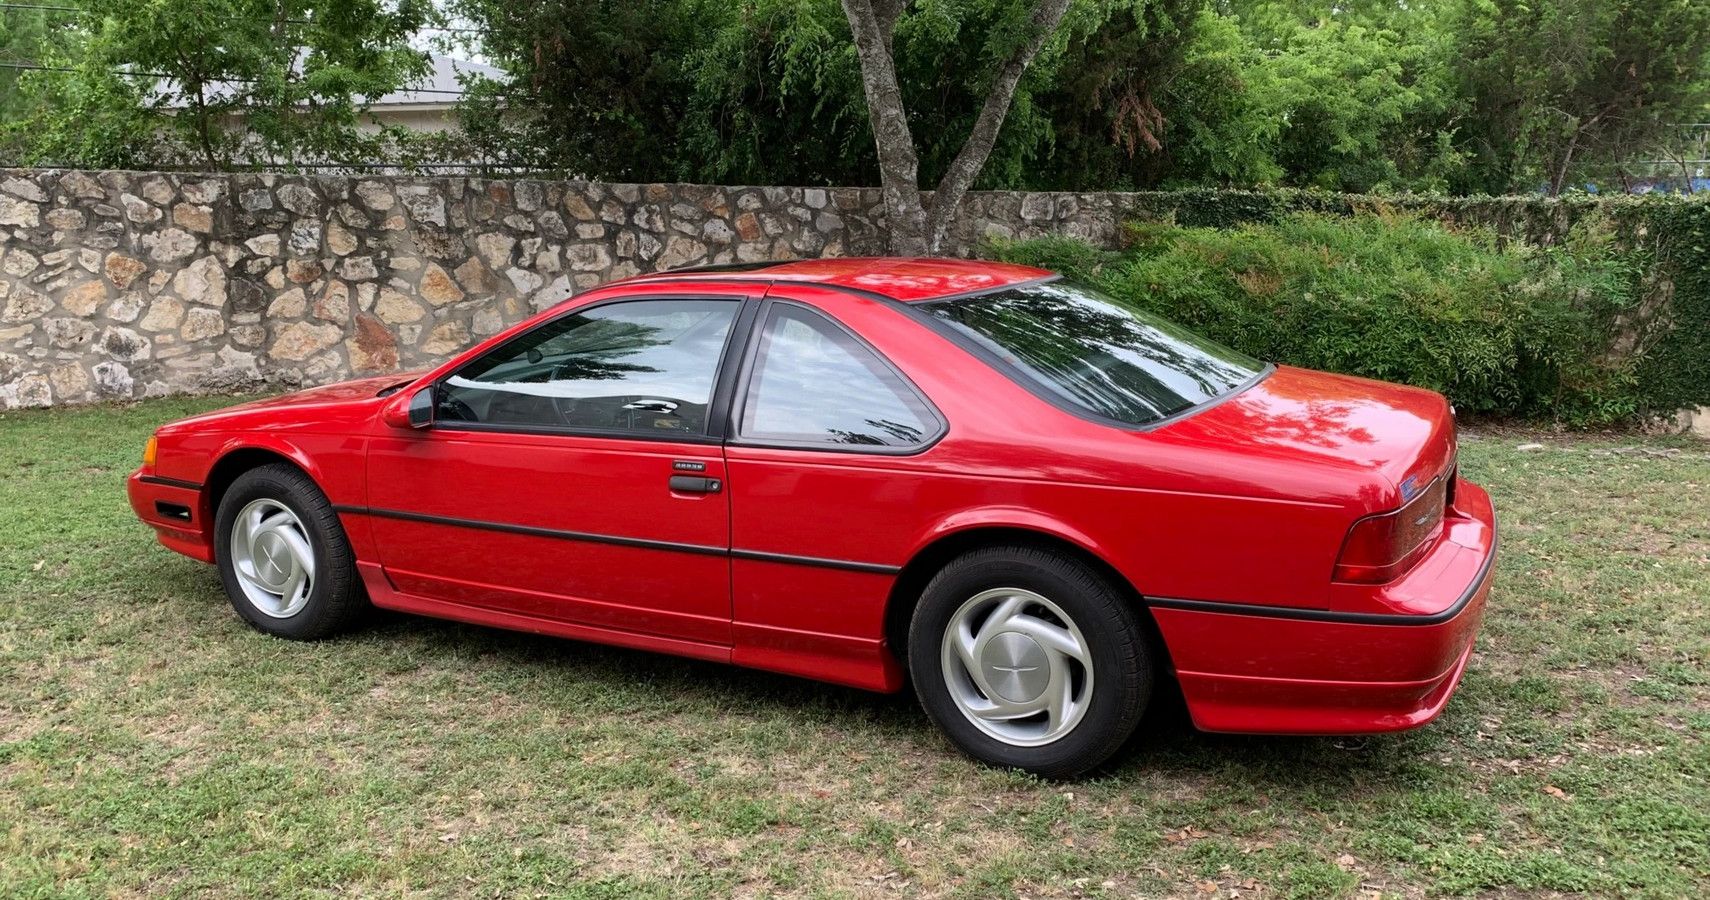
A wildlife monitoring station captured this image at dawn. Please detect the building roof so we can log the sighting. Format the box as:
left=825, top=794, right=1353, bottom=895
left=373, top=54, right=505, bottom=107
left=625, top=257, right=1054, bottom=302
left=159, top=53, right=505, bottom=110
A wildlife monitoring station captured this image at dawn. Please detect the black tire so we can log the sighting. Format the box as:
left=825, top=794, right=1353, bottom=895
left=908, top=545, right=1152, bottom=778
left=213, top=463, right=366, bottom=640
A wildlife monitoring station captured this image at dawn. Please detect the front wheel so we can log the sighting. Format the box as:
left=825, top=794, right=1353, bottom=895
left=908, top=546, right=1153, bottom=778
left=214, top=463, right=366, bottom=640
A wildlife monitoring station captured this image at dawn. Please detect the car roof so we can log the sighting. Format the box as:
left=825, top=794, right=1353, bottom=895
left=616, top=256, right=1054, bottom=303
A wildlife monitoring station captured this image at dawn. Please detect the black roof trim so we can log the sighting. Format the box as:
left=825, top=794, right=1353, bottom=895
left=639, top=260, right=804, bottom=278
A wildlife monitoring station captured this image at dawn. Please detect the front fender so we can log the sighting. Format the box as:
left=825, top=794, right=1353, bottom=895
left=205, top=434, right=331, bottom=489
left=131, top=431, right=363, bottom=567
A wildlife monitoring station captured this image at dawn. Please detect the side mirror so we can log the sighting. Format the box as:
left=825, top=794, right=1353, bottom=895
left=382, top=386, right=434, bottom=430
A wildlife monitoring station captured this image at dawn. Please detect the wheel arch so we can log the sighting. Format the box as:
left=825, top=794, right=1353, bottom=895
left=202, top=442, right=320, bottom=524
left=883, top=522, right=1169, bottom=676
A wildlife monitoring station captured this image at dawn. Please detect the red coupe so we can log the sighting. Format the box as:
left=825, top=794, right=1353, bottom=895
left=128, top=258, right=1496, bottom=776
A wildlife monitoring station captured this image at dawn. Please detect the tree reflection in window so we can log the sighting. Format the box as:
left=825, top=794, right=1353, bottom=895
left=742, top=305, right=937, bottom=448
left=439, top=299, right=736, bottom=433
left=924, top=283, right=1263, bottom=426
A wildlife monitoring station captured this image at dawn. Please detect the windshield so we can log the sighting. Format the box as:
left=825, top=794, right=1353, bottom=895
left=921, top=281, right=1264, bottom=426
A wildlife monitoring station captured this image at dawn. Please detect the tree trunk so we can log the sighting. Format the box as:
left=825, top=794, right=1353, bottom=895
left=185, top=80, right=220, bottom=172
left=1549, top=131, right=1579, bottom=197
left=841, top=0, right=928, bottom=255
left=842, top=0, right=1071, bottom=255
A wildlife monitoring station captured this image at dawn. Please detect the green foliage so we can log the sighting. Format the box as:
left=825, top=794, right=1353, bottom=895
left=677, top=0, right=870, bottom=184
left=1023, top=1, right=1282, bottom=190
left=3, top=53, right=160, bottom=169
left=446, top=0, right=712, bottom=180
left=452, top=0, right=1130, bottom=187
left=997, top=198, right=1710, bottom=426
left=1633, top=198, right=1710, bottom=415
left=1234, top=4, right=1463, bottom=192
left=2, top=0, right=435, bottom=170
left=450, top=0, right=1710, bottom=195
left=455, top=0, right=1280, bottom=190
left=0, top=6, right=64, bottom=121
left=1447, top=0, right=1710, bottom=195
left=6, top=0, right=1705, bottom=191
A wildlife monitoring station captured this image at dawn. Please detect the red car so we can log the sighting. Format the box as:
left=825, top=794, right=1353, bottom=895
left=128, top=258, right=1495, bottom=776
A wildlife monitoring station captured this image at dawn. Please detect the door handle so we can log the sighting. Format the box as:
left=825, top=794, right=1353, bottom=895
left=668, top=475, right=722, bottom=494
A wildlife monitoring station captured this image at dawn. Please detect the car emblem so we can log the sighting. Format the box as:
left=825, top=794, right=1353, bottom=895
left=991, top=664, right=1039, bottom=674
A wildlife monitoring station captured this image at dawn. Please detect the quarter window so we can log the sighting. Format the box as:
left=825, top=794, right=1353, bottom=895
left=437, top=298, right=738, bottom=436
left=740, top=304, right=939, bottom=449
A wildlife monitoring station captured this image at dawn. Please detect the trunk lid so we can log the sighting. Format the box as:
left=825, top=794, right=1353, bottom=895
left=1167, top=364, right=1457, bottom=507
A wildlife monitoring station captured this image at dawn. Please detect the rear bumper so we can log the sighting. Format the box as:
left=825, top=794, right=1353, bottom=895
left=1152, top=479, right=1497, bottom=735
left=127, top=469, right=214, bottom=563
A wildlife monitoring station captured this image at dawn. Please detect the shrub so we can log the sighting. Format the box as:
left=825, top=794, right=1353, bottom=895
left=993, top=210, right=1655, bottom=426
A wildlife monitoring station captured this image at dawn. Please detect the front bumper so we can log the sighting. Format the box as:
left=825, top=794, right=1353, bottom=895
left=127, top=469, right=214, bottom=563
left=1152, top=479, right=1497, bottom=735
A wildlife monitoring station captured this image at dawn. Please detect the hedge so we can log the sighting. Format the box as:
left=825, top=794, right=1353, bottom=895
left=991, top=190, right=1710, bottom=427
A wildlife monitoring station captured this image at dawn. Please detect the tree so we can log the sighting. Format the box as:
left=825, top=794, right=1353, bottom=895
left=0, top=4, right=90, bottom=161
left=1449, top=0, right=1710, bottom=195
left=1233, top=2, right=1461, bottom=193
left=448, top=0, right=711, bottom=179
left=0, top=6, right=57, bottom=119
left=1025, top=2, right=1279, bottom=190
left=453, top=0, right=1136, bottom=192
left=3, top=0, right=434, bottom=171
left=448, top=0, right=1710, bottom=198
left=841, top=0, right=1071, bottom=253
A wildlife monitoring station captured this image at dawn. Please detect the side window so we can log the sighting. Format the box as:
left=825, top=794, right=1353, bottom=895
left=739, top=304, right=940, bottom=449
left=438, top=298, right=737, bottom=436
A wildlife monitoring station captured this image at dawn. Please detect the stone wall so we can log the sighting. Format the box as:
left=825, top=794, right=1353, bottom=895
left=0, top=169, right=1127, bottom=409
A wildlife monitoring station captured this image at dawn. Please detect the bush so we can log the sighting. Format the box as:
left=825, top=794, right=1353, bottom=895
left=993, top=210, right=1651, bottom=425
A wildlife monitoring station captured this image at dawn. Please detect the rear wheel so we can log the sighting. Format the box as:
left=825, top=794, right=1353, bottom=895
left=214, top=463, right=366, bottom=640
left=908, top=546, right=1152, bottom=778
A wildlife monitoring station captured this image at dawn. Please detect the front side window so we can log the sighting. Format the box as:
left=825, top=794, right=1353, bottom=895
left=921, top=282, right=1264, bottom=426
left=437, top=298, right=737, bottom=435
left=740, top=304, right=939, bottom=449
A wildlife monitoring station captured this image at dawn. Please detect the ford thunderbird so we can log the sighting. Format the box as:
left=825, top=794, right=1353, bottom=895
left=128, top=258, right=1496, bottom=776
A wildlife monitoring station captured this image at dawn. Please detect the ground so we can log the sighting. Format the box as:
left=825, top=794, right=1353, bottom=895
left=1, top=396, right=1707, bottom=899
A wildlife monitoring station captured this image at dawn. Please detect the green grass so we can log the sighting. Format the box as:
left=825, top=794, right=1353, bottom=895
left=2, top=397, right=1707, bottom=897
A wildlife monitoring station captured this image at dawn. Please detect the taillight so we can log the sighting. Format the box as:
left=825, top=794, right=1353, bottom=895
left=1333, top=476, right=1447, bottom=584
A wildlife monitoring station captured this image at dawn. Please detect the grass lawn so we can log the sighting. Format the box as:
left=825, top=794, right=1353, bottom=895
left=2, top=396, right=1707, bottom=898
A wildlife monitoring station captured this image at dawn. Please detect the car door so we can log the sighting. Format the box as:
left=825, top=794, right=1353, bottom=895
left=364, top=290, right=756, bottom=647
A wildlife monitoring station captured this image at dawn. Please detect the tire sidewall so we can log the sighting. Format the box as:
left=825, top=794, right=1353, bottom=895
left=909, top=551, right=1150, bottom=777
left=214, top=467, right=347, bottom=640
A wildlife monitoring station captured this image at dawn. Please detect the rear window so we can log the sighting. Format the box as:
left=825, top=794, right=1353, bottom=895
left=921, top=281, right=1264, bottom=426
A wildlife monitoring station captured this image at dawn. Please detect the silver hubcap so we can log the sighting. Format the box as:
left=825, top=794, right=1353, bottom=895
left=230, top=498, right=315, bottom=618
left=940, top=587, right=1094, bottom=747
